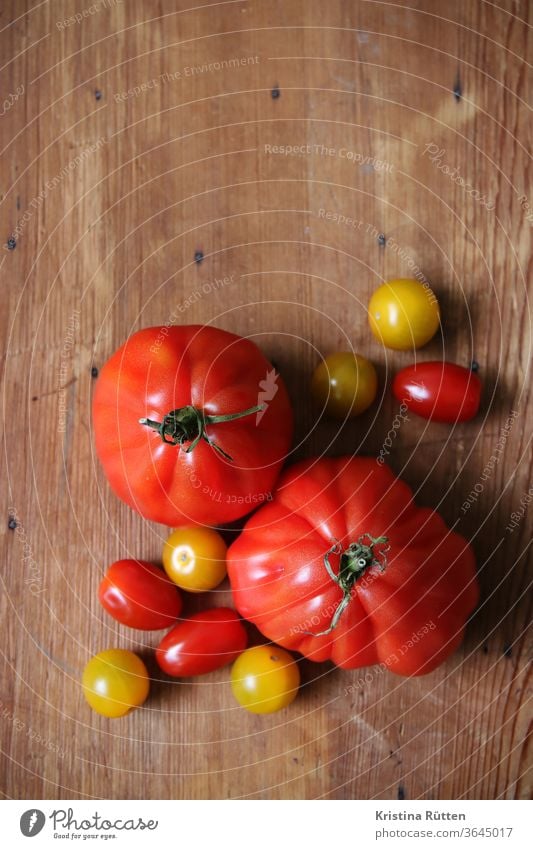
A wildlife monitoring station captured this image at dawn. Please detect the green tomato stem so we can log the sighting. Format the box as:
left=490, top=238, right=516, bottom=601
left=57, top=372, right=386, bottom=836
left=139, top=403, right=265, bottom=461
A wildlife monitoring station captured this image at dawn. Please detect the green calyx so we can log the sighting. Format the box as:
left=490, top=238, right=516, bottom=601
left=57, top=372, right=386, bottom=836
left=306, top=535, right=389, bottom=637
left=139, top=403, right=264, bottom=461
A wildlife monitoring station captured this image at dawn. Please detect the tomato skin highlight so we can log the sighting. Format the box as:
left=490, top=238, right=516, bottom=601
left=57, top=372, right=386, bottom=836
left=368, top=278, right=440, bottom=350
left=230, top=645, right=300, bottom=713
left=227, top=456, right=479, bottom=676
left=162, top=526, right=227, bottom=593
left=82, top=649, right=150, bottom=718
left=92, top=326, right=293, bottom=526
left=98, top=559, right=183, bottom=630
left=393, top=362, right=482, bottom=422
left=156, top=608, right=248, bottom=676
left=311, top=352, right=378, bottom=419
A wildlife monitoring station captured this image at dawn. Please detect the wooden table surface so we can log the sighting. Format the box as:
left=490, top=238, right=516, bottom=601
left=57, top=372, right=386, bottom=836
left=1, top=0, right=531, bottom=801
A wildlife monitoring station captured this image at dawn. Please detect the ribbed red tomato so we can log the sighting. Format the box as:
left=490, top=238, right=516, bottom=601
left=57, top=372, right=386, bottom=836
left=393, top=361, right=481, bottom=422
left=156, top=608, right=248, bottom=676
left=92, top=326, right=293, bottom=525
left=98, top=559, right=182, bottom=630
left=227, top=457, right=478, bottom=676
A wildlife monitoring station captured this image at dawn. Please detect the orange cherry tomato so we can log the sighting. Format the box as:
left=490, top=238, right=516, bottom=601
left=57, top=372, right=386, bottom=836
left=368, top=278, right=440, bottom=350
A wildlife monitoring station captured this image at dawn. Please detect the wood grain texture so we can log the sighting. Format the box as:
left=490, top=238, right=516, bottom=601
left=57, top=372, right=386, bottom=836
left=0, top=0, right=531, bottom=800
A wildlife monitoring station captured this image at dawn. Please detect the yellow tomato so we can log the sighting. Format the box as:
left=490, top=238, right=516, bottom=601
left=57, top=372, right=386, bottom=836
left=82, top=649, right=149, bottom=718
left=231, top=645, right=300, bottom=714
left=368, top=278, right=440, bottom=350
left=163, top=526, right=227, bottom=592
left=311, top=352, right=378, bottom=419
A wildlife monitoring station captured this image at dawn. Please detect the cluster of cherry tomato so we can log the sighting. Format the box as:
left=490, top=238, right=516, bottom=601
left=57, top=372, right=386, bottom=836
left=82, top=527, right=300, bottom=718
left=311, top=277, right=481, bottom=422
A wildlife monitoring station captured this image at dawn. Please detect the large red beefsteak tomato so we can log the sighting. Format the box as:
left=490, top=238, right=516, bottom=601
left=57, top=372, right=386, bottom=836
left=92, top=326, right=293, bottom=525
left=227, top=456, right=478, bottom=675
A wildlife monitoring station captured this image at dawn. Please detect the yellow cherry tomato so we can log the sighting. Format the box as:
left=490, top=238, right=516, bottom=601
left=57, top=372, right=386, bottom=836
left=368, top=277, right=440, bottom=350
left=82, top=649, right=149, bottom=718
left=231, top=645, right=300, bottom=714
left=163, top=526, right=227, bottom=592
left=311, top=352, right=378, bottom=419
